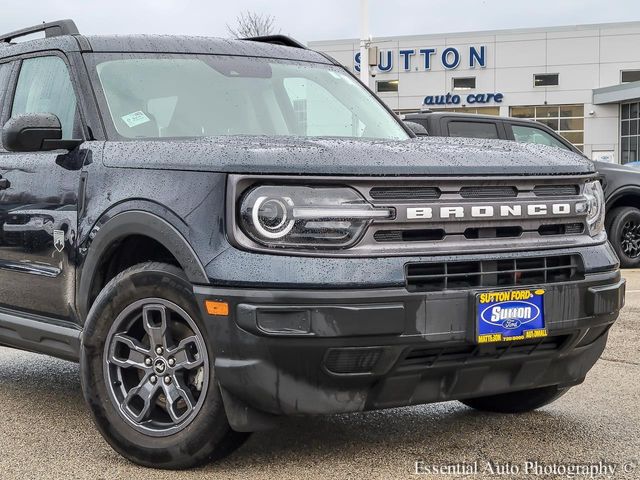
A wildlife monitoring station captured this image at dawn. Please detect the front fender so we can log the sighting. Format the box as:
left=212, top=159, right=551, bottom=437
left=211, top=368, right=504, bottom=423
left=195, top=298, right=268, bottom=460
left=76, top=208, right=208, bottom=320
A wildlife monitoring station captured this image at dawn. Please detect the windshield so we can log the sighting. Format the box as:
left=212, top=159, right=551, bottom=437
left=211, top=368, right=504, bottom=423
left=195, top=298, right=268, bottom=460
left=86, top=53, right=408, bottom=141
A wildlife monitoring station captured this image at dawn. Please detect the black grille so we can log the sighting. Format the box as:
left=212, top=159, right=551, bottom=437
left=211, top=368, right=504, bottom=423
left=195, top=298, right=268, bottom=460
left=538, top=223, right=584, bottom=235
left=399, top=336, right=568, bottom=369
left=374, top=228, right=445, bottom=242
left=533, top=185, right=580, bottom=196
left=369, top=186, right=440, bottom=200
left=405, top=255, right=583, bottom=292
left=459, top=186, right=517, bottom=198
left=464, top=226, right=523, bottom=239
left=324, top=348, right=382, bottom=374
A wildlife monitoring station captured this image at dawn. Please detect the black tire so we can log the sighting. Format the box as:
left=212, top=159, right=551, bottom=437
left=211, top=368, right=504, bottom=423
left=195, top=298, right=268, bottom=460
left=607, top=206, right=640, bottom=268
left=459, top=385, right=569, bottom=413
left=80, top=262, right=249, bottom=469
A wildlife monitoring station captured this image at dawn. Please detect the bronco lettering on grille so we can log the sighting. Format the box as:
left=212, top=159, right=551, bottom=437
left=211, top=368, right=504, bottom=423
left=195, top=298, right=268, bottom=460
left=406, top=203, right=572, bottom=220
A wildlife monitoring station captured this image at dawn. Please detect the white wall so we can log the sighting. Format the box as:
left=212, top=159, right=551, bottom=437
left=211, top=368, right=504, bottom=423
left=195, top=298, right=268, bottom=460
left=310, top=22, right=640, bottom=163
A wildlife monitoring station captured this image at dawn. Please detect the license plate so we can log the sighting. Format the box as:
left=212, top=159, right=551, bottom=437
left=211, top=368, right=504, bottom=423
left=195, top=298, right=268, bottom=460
left=476, top=288, right=547, bottom=344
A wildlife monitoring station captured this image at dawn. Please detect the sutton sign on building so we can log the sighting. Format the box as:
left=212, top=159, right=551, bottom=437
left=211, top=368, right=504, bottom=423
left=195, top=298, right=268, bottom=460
left=354, top=45, right=488, bottom=71
left=309, top=21, right=640, bottom=164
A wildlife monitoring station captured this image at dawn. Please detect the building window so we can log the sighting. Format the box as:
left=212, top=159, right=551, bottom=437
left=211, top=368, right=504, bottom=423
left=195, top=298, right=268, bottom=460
left=376, top=80, right=398, bottom=93
left=533, top=73, right=559, bottom=87
left=621, top=102, right=639, bottom=164
left=622, top=70, right=640, bottom=83
left=452, top=77, right=476, bottom=90
left=429, top=106, right=500, bottom=115
left=510, top=104, right=584, bottom=150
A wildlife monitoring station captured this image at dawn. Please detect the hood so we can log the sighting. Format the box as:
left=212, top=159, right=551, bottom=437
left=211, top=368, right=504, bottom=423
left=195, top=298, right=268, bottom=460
left=102, top=135, right=595, bottom=176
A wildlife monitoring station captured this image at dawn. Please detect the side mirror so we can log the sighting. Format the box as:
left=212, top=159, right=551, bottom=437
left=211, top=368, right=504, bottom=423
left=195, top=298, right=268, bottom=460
left=404, top=121, right=429, bottom=136
left=2, top=113, right=82, bottom=152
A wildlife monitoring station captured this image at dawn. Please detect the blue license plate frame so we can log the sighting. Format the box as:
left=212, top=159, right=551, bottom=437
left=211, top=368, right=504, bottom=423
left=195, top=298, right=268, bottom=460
left=476, top=288, right=548, bottom=344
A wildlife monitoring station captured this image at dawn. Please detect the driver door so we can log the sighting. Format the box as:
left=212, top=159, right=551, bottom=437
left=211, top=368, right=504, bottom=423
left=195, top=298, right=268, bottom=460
left=0, top=54, right=83, bottom=322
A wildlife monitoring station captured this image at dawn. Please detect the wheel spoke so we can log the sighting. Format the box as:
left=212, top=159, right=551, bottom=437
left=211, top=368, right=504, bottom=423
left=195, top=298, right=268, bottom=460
left=142, top=304, right=171, bottom=349
left=162, top=376, right=196, bottom=423
left=108, top=334, right=150, bottom=370
left=167, top=335, right=204, bottom=370
left=123, top=375, right=159, bottom=423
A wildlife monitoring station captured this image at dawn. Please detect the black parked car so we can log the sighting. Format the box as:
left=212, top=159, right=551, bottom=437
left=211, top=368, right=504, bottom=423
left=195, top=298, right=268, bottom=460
left=405, top=111, right=640, bottom=268
left=0, top=20, right=624, bottom=469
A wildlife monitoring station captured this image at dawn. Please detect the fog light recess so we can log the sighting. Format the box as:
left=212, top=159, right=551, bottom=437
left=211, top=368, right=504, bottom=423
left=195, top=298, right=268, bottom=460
left=324, top=348, right=382, bottom=374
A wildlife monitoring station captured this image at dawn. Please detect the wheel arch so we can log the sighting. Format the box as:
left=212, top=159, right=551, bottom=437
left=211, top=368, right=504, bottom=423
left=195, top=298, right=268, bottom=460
left=606, top=186, right=640, bottom=213
left=77, top=210, right=208, bottom=322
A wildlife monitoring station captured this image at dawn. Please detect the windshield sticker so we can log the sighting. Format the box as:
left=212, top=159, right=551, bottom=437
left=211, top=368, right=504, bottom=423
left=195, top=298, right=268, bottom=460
left=121, top=111, right=150, bottom=128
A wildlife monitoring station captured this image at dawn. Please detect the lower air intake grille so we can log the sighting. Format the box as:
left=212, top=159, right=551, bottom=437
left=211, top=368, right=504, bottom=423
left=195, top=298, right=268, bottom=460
left=399, top=336, right=569, bottom=369
left=406, top=255, right=583, bottom=292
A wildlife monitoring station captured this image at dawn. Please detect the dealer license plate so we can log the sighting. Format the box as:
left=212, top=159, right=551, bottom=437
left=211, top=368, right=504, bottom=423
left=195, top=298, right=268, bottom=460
left=476, top=288, right=547, bottom=344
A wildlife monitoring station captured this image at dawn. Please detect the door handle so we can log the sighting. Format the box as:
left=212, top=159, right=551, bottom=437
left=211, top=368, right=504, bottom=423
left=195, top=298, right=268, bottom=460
left=0, top=177, right=10, bottom=190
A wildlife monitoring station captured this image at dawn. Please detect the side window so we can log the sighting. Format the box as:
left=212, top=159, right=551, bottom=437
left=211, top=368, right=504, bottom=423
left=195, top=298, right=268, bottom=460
left=447, top=121, right=500, bottom=139
left=511, top=124, right=569, bottom=150
left=11, top=56, right=78, bottom=139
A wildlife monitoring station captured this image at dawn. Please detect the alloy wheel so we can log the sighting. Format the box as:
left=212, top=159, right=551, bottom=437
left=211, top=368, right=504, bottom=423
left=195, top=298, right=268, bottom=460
left=621, top=220, right=640, bottom=259
left=103, top=298, right=209, bottom=436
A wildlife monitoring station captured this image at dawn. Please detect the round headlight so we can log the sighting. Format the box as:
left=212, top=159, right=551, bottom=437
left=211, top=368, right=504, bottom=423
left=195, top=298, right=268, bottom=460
left=251, top=196, right=295, bottom=239
left=238, top=185, right=393, bottom=249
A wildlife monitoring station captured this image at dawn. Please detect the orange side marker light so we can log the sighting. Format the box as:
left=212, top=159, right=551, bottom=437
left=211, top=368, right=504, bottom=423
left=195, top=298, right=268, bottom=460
left=205, top=300, right=229, bottom=316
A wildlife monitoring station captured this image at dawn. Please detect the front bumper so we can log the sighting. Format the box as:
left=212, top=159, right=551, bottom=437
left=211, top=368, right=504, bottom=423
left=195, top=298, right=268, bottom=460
left=194, top=269, right=624, bottom=432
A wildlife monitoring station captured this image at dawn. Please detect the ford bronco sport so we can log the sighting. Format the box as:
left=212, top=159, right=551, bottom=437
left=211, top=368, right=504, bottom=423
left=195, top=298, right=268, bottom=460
left=0, top=20, right=625, bottom=469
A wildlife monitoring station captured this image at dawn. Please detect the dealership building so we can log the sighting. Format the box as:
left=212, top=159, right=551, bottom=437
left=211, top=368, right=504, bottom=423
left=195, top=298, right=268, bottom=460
left=309, top=21, right=640, bottom=164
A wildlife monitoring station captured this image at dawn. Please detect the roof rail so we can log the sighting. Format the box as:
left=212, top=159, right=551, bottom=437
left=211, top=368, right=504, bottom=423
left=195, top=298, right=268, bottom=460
left=0, top=19, right=79, bottom=44
left=243, top=34, right=306, bottom=49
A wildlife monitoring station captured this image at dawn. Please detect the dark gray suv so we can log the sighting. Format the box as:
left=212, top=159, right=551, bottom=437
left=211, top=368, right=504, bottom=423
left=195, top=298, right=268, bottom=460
left=0, top=20, right=625, bottom=469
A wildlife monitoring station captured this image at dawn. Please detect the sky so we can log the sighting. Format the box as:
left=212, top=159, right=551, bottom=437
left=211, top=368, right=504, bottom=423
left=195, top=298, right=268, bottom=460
left=1, top=0, right=640, bottom=43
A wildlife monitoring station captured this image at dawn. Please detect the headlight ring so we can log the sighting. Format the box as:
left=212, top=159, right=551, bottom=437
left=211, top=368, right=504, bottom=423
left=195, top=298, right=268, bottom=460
left=251, top=196, right=295, bottom=239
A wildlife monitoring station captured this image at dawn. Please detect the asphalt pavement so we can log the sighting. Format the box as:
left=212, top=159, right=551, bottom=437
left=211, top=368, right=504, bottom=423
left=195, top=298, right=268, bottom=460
left=0, top=273, right=638, bottom=479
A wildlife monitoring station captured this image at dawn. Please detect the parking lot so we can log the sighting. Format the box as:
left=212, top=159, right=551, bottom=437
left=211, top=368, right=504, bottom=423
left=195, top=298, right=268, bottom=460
left=0, top=274, right=637, bottom=479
